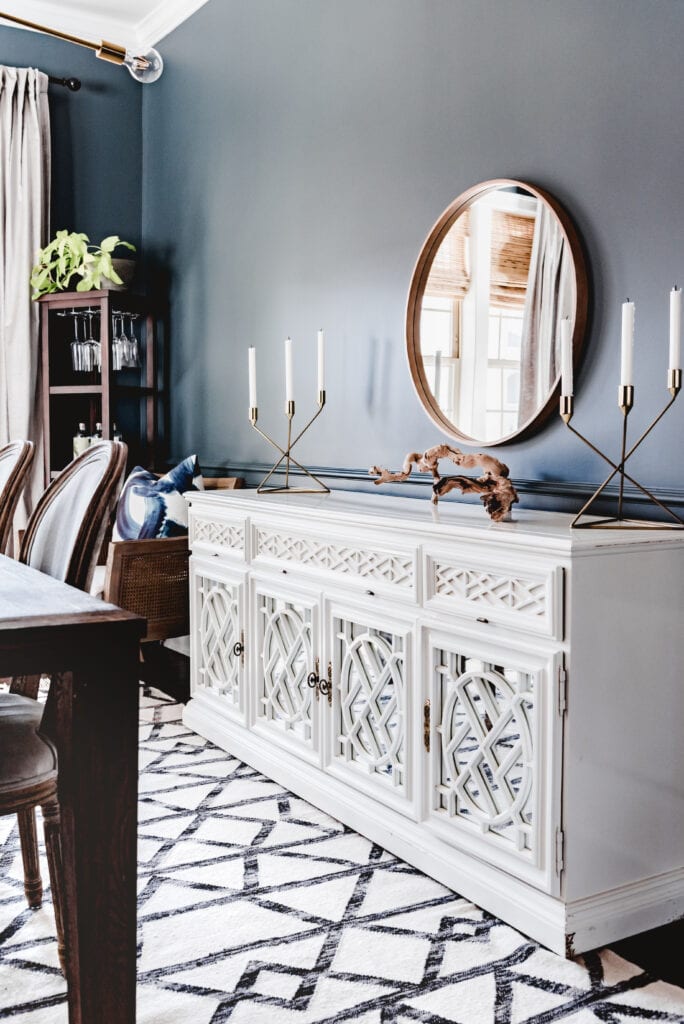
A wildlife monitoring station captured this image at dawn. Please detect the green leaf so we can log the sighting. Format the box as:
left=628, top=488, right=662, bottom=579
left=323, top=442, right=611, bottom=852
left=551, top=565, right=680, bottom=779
left=100, top=235, right=119, bottom=253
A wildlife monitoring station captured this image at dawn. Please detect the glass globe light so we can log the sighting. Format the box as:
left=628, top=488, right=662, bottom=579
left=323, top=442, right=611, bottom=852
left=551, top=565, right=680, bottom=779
left=123, top=47, right=164, bottom=84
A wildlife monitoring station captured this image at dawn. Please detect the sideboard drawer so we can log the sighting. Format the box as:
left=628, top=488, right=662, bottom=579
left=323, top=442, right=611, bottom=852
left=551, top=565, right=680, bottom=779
left=189, top=511, right=247, bottom=560
left=424, top=548, right=563, bottom=640
left=252, top=522, right=417, bottom=599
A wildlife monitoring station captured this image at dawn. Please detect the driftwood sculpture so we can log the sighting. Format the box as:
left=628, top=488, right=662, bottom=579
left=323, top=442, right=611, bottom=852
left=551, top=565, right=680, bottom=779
left=369, top=444, right=519, bottom=522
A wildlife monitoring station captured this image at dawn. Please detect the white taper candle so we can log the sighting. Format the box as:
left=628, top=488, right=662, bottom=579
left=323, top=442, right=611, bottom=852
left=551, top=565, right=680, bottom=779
left=248, top=346, right=257, bottom=408
left=317, top=329, right=325, bottom=393
left=621, top=300, right=635, bottom=387
left=285, top=337, right=294, bottom=403
left=560, top=318, right=573, bottom=397
left=669, top=286, right=681, bottom=372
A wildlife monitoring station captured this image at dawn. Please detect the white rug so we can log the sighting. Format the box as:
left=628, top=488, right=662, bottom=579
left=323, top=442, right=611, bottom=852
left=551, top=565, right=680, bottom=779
left=1, top=689, right=684, bottom=1023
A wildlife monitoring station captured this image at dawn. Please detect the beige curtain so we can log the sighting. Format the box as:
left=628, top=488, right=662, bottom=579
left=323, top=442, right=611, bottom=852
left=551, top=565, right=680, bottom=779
left=0, top=66, right=50, bottom=521
left=518, top=205, right=573, bottom=426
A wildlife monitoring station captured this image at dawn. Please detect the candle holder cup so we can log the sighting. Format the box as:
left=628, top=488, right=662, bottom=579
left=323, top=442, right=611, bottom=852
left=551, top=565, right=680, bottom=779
left=560, top=370, right=683, bottom=528
left=249, top=392, right=330, bottom=494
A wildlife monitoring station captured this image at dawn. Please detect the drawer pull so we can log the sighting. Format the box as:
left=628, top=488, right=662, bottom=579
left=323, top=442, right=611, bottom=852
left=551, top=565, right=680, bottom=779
left=282, top=569, right=288, bottom=574
left=366, top=589, right=375, bottom=597
left=233, top=638, right=244, bottom=659
left=476, top=616, right=490, bottom=624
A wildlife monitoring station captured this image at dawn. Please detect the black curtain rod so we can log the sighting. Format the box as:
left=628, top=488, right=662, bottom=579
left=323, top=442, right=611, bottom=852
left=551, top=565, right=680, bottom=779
left=48, top=75, right=81, bottom=91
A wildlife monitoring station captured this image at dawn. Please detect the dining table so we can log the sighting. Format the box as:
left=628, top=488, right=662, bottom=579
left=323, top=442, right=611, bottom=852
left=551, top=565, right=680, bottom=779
left=0, top=554, right=145, bottom=1024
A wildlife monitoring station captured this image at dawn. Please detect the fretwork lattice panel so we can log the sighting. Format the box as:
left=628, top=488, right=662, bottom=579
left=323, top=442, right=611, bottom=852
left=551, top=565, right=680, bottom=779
left=197, top=574, right=242, bottom=709
left=193, top=518, right=244, bottom=553
left=334, top=616, right=406, bottom=791
left=433, top=647, right=536, bottom=857
left=433, top=562, right=547, bottom=619
left=258, top=592, right=315, bottom=747
left=257, top=528, right=414, bottom=589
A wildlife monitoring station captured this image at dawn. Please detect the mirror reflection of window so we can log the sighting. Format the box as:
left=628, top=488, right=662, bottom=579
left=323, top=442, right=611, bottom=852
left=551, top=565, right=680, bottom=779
left=420, top=189, right=543, bottom=441
left=487, top=306, right=523, bottom=438
left=410, top=179, right=585, bottom=447
left=420, top=296, right=460, bottom=422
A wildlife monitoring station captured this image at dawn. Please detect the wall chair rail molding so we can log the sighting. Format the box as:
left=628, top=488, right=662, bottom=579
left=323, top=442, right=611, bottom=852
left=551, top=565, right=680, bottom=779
left=198, top=461, right=684, bottom=514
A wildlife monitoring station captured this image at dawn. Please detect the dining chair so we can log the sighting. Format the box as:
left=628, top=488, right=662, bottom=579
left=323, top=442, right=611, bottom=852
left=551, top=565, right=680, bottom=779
left=0, top=440, right=35, bottom=554
left=0, top=440, right=128, bottom=973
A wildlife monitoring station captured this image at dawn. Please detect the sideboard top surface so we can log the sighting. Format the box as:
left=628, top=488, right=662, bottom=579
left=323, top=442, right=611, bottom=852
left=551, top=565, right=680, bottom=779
left=187, top=488, right=684, bottom=555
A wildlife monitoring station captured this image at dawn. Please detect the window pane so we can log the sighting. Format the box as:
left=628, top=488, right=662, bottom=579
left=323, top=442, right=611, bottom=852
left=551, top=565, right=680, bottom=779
left=488, top=314, right=500, bottom=359
left=420, top=307, right=452, bottom=356
left=502, top=412, right=518, bottom=435
left=501, top=316, right=523, bottom=360
left=503, top=368, right=520, bottom=410
left=486, top=412, right=501, bottom=438
left=487, top=367, right=502, bottom=410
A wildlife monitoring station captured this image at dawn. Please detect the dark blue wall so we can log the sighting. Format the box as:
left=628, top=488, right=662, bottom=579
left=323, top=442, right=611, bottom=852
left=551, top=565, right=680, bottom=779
left=0, top=25, right=142, bottom=246
left=140, top=0, right=684, bottom=511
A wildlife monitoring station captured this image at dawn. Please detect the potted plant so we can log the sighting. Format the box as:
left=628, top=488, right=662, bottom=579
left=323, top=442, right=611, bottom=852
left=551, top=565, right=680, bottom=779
left=30, top=230, right=136, bottom=299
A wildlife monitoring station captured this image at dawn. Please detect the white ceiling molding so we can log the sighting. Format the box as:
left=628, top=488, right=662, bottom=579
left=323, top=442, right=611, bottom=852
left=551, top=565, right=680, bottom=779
left=135, top=0, right=212, bottom=50
left=0, top=0, right=212, bottom=56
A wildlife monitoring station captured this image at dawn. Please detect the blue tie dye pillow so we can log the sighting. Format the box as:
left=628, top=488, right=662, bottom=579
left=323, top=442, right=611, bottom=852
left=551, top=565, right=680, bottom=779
left=113, top=455, right=204, bottom=541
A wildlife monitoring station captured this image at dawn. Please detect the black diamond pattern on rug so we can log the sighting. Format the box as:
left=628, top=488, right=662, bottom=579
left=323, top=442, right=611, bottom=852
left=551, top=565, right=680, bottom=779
left=1, top=688, right=684, bottom=1023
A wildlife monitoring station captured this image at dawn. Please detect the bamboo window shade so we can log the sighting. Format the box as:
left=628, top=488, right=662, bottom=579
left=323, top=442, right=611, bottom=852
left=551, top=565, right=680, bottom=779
left=490, top=210, right=535, bottom=307
left=424, top=210, right=470, bottom=300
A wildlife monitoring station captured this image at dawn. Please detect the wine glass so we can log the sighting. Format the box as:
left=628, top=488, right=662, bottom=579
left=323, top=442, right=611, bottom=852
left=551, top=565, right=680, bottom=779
left=67, top=309, right=82, bottom=372
left=127, top=314, right=141, bottom=368
left=81, top=307, right=98, bottom=372
left=112, top=313, right=125, bottom=371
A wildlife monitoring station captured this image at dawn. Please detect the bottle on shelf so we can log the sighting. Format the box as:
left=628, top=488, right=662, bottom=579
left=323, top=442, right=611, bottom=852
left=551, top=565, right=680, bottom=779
left=93, top=422, right=103, bottom=442
left=73, top=422, right=91, bottom=458
left=112, top=422, right=124, bottom=442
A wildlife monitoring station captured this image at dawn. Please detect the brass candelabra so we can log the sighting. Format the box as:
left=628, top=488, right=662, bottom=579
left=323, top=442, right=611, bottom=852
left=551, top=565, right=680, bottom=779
left=560, top=369, right=683, bottom=528
left=249, top=392, right=330, bottom=494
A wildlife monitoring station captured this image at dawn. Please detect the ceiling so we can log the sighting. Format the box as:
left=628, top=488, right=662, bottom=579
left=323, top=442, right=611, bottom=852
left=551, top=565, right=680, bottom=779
left=0, top=0, right=211, bottom=53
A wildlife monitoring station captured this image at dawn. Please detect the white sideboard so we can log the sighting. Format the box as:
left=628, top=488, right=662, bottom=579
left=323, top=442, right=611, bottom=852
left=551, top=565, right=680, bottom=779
left=184, top=488, right=684, bottom=955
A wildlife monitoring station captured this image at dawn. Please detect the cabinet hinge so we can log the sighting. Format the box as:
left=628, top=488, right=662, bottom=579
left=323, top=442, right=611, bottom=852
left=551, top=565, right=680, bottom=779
left=423, top=699, right=431, bottom=753
left=557, top=665, right=568, bottom=716
left=555, top=828, right=565, bottom=875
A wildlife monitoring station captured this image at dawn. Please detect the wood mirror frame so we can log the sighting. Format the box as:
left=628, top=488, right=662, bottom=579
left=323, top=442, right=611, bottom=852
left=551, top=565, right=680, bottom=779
left=406, top=178, right=589, bottom=446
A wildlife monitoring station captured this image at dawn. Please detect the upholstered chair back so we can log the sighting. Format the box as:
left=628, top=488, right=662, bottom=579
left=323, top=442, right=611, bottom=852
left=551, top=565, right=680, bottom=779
left=19, top=441, right=128, bottom=592
left=0, top=440, right=35, bottom=554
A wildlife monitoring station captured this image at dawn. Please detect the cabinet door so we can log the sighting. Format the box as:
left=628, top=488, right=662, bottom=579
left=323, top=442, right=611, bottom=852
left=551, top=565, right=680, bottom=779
left=190, top=559, right=246, bottom=722
left=325, top=603, right=415, bottom=817
left=251, top=578, right=320, bottom=763
left=426, top=630, right=562, bottom=892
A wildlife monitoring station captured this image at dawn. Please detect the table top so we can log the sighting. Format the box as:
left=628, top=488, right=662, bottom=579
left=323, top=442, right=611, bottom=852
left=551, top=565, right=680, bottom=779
left=0, top=554, right=144, bottom=633
left=187, top=487, right=684, bottom=554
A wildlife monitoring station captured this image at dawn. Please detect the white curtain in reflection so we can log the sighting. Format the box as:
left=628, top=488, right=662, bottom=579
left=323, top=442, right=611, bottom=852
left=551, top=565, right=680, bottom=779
left=518, top=205, right=573, bottom=426
left=0, top=66, right=50, bottom=520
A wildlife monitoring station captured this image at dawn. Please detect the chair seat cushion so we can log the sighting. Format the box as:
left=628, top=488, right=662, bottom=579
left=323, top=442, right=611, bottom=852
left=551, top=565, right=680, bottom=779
left=0, top=693, right=58, bottom=796
left=113, top=455, right=203, bottom=541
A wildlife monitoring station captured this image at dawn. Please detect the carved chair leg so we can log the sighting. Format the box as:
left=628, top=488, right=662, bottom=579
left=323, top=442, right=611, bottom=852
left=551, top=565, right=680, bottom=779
left=17, top=808, right=43, bottom=909
left=42, top=799, right=67, bottom=976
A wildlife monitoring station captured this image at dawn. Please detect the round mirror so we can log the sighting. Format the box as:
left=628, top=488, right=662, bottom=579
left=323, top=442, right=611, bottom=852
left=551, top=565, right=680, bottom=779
left=407, top=179, right=588, bottom=446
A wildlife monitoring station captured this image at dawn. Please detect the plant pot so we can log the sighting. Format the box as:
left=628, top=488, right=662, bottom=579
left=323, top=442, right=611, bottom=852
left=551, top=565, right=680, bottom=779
left=103, top=258, right=136, bottom=291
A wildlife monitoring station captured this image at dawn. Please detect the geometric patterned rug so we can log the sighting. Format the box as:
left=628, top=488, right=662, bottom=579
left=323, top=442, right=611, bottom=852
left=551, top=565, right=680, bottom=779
left=2, top=689, right=684, bottom=1023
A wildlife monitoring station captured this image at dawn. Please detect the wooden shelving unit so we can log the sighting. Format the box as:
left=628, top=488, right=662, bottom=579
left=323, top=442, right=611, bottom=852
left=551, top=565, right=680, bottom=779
left=39, top=290, right=161, bottom=484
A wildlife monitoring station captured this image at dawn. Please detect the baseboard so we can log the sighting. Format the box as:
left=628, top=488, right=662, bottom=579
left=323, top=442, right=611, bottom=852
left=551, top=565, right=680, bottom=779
left=566, top=868, right=684, bottom=954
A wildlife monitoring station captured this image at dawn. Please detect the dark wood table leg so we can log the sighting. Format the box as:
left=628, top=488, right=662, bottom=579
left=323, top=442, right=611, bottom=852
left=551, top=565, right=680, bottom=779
left=51, top=637, right=140, bottom=1024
